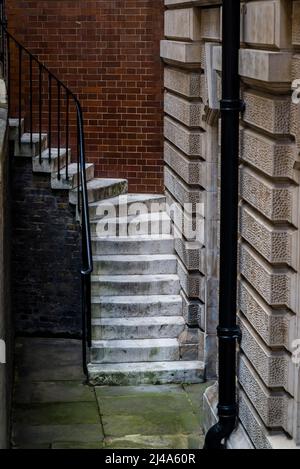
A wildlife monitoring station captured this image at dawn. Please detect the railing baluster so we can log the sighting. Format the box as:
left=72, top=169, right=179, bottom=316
left=65, top=91, right=69, bottom=180
left=18, top=45, right=22, bottom=149
left=48, top=75, right=52, bottom=162
left=39, top=63, right=42, bottom=163
left=29, top=55, right=33, bottom=148
left=57, top=82, right=61, bottom=180
left=0, top=20, right=93, bottom=377
left=77, top=113, right=80, bottom=212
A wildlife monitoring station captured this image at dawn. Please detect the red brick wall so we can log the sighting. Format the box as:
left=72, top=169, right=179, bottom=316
left=7, top=0, right=164, bottom=194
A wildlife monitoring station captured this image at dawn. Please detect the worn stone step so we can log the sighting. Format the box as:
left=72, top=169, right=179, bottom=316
left=32, top=148, right=71, bottom=174
left=69, top=178, right=128, bottom=205
left=90, top=338, right=180, bottom=363
left=89, top=193, right=166, bottom=220
left=91, top=316, right=185, bottom=340
left=91, top=274, right=181, bottom=296
left=92, top=254, right=178, bottom=275
left=9, top=118, right=25, bottom=141
left=51, top=163, right=94, bottom=190
left=88, top=360, right=205, bottom=385
left=92, top=234, right=174, bottom=255
left=91, top=212, right=172, bottom=237
left=15, top=133, right=47, bottom=158
left=91, top=295, right=183, bottom=318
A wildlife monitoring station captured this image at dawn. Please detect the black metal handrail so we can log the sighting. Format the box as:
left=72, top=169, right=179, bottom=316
left=0, top=3, right=93, bottom=376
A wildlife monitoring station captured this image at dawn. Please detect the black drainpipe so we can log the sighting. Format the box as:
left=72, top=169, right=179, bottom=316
left=204, top=0, right=244, bottom=449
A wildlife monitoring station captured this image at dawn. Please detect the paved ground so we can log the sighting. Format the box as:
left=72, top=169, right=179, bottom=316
left=12, top=338, right=210, bottom=449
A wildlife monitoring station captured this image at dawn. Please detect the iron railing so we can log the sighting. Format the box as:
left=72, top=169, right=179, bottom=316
left=0, top=2, right=93, bottom=376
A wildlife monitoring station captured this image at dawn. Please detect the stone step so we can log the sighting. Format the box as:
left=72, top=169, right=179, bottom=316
left=90, top=338, right=180, bottom=363
left=92, top=234, right=174, bottom=255
left=88, top=360, right=205, bottom=385
left=91, top=295, right=183, bottom=318
left=32, top=148, right=71, bottom=174
left=14, top=133, right=48, bottom=158
left=51, top=163, right=95, bottom=190
left=92, top=254, right=178, bottom=275
left=9, top=118, right=25, bottom=141
left=89, top=193, right=166, bottom=220
left=91, top=211, right=172, bottom=237
left=91, top=316, right=185, bottom=340
left=69, top=178, right=128, bottom=205
left=91, top=274, right=181, bottom=296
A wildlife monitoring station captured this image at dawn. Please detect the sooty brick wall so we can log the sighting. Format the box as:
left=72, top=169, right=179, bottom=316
left=11, top=157, right=81, bottom=336
left=7, top=0, right=164, bottom=194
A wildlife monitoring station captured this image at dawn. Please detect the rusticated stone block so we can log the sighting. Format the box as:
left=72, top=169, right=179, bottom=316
left=160, top=40, right=202, bottom=66
left=239, top=166, right=298, bottom=226
left=164, top=141, right=201, bottom=186
left=292, top=1, right=300, bottom=45
left=164, top=166, right=202, bottom=211
left=200, top=7, right=221, bottom=41
left=164, top=116, right=204, bottom=156
left=164, top=67, right=202, bottom=98
left=164, top=8, right=201, bottom=41
left=175, top=237, right=201, bottom=271
left=242, top=0, right=291, bottom=49
left=239, top=316, right=290, bottom=392
left=181, top=290, right=204, bottom=328
left=240, top=127, right=297, bottom=181
left=239, top=281, right=293, bottom=349
left=213, top=46, right=292, bottom=83
left=164, top=92, right=204, bottom=127
left=238, top=355, right=293, bottom=434
left=177, top=259, right=205, bottom=301
left=242, top=90, right=291, bottom=135
left=240, top=204, right=296, bottom=268
left=239, top=243, right=297, bottom=311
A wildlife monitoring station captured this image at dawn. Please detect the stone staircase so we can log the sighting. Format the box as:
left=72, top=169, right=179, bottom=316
left=9, top=119, right=205, bottom=385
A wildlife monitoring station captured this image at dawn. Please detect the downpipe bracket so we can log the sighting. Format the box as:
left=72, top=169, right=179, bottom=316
left=220, top=99, right=245, bottom=113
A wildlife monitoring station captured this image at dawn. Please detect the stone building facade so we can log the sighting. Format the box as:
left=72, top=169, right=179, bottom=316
left=162, top=0, right=300, bottom=450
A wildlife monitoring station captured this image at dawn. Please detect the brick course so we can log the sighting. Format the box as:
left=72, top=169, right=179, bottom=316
left=7, top=0, right=164, bottom=193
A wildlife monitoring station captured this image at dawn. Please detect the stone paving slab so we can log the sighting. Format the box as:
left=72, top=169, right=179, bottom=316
left=13, top=402, right=100, bottom=426
left=13, top=424, right=104, bottom=448
left=14, top=381, right=95, bottom=404
left=12, top=338, right=208, bottom=449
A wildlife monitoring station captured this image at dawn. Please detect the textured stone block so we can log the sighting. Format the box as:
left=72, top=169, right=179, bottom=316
left=240, top=127, right=297, bottom=181
left=239, top=281, right=293, bottom=350
left=181, top=290, right=204, bottom=328
left=238, top=355, right=293, bottom=433
left=164, top=116, right=204, bottom=156
left=177, top=259, right=205, bottom=301
left=175, top=237, right=201, bottom=271
left=164, top=8, right=201, bottom=41
left=164, top=141, right=201, bottom=186
left=292, top=1, right=300, bottom=45
left=240, top=204, right=297, bottom=268
left=164, top=67, right=202, bottom=98
left=239, top=244, right=297, bottom=311
left=160, top=40, right=202, bottom=66
left=213, top=46, right=292, bottom=83
left=240, top=166, right=298, bottom=226
left=164, top=166, right=202, bottom=210
left=164, top=92, right=204, bottom=127
left=242, top=0, right=291, bottom=49
left=242, top=90, right=291, bottom=134
left=200, top=7, right=221, bottom=41
left=239, top=316, right=291, bottom=392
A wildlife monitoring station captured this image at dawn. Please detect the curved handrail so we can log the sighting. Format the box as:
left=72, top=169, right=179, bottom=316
left=0, top=16, right=93, bottom=375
